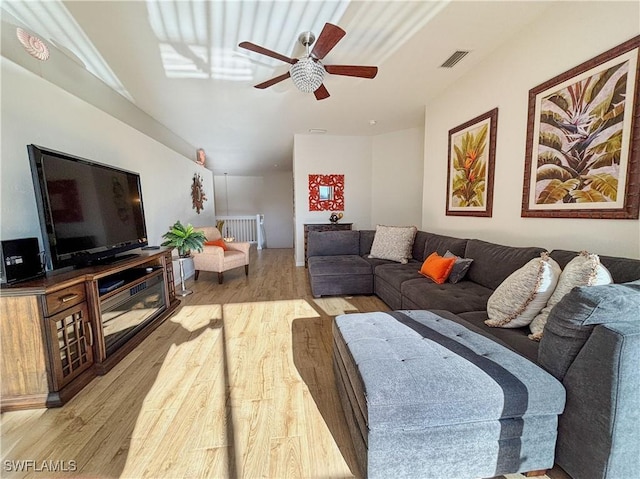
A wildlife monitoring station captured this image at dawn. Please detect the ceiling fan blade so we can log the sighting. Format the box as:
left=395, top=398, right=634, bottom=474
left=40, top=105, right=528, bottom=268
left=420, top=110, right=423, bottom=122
left=239, top=41, right=297, bottom=64
left=311, top=23, right=346, bottom=60
left=314, top=84, right=330, bottom=100
left=325, top=65, right=378, bottom=79
left=254, top=72, right=291, bottom=89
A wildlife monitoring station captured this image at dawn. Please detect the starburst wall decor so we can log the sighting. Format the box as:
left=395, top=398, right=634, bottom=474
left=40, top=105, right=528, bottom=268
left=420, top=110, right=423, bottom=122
left=191, top=173, right=207, bottom=214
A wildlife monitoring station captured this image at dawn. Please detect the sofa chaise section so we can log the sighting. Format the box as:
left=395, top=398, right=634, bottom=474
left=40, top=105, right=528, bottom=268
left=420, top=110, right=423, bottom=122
left=307, top=230, right=373, bottom=297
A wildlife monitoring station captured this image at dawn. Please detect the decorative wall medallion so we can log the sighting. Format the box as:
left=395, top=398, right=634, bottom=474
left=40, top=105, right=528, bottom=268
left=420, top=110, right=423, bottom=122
left=308, top=174, right=344, bottom=211
left=191, top=173, right=207, bottom=214
left=16, top=28, right=50, bottom=61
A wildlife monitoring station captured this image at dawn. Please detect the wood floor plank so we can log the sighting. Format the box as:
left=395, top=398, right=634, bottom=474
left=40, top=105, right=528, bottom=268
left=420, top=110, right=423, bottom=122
left=1, top=247, right=564, bottom=479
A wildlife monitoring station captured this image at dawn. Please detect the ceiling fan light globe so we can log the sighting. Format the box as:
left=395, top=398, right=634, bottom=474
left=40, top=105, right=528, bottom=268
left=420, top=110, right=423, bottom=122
left=290, top=57, right=325, bottom=93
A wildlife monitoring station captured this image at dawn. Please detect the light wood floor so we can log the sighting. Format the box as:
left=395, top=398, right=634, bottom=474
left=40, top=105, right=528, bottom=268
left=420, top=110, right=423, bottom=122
left=1, top=248, right=568, bottom=479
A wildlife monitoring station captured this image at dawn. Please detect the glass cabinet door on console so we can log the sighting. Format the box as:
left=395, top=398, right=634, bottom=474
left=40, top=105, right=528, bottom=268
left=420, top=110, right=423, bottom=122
left=46, top=302, right=94, bottom=390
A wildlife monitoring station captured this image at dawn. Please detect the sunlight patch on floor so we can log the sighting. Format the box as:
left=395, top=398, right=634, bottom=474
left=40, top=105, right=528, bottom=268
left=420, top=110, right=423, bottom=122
left=123, top=298, right=334, bottom=477
left=312, top=296, right=360, bottom=316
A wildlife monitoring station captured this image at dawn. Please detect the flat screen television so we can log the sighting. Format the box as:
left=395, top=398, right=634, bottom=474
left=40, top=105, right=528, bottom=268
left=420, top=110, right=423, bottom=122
left=28, top=144, right=148, bottom=270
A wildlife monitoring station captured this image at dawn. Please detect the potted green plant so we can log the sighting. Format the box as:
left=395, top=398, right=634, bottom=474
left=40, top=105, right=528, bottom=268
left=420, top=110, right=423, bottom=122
left=161, top=221, right=206, bottom=257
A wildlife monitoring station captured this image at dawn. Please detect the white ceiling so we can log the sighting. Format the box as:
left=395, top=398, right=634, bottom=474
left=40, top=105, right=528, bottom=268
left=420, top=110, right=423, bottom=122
left=4, top=0, right=551, bottom=175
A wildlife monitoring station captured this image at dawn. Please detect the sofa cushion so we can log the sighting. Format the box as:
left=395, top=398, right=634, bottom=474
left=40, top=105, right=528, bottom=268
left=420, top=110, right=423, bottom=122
left=465, top=239, right=547, bottom=290
left=401, top=279, right=494, bottom=314
left=307, top=255, right=372, bottom=276
left=538, top=280, right=640, bottom=381
left=444, top=251, right=474, bottom=284
left=411, top=230, right=430, bottom=261
left=419, top=252, right=456, bottom=284
left=424, top=232, right=467, bottom=258
left=369, top=225, right=417, bottom=264
left=550, top=250, right=640, bottom=284
left=362, top=255, right=403, bottom=271
left=485, top=253, right=560, bottom=329
left=375, top=262, right=423, bottom=291
left=359, top=230, right=376, bottom=256
left=455, top=311, right=540, bottom=363
left=529, top=252, right=613, bottom=340
left=307, top=230, right=360, bottom=257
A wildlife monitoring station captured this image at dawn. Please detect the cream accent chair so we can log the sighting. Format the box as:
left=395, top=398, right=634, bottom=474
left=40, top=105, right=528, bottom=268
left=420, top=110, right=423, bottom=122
left=192, top=226, right=250, bottom=284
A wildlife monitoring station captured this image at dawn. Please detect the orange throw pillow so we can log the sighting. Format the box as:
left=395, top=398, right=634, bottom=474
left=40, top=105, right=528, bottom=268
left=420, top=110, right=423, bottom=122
left=204, top=239, right=228, bottom=251
left=419, top=252, right=456, bottom=284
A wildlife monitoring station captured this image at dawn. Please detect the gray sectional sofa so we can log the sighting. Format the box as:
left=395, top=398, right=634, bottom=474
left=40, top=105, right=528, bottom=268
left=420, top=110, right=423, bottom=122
left=306, top=229, right=640, bottom=479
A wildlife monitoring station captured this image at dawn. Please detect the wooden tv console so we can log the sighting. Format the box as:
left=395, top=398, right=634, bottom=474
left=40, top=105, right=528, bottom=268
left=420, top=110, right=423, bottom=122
left=0, top=248, right=179, bottom=412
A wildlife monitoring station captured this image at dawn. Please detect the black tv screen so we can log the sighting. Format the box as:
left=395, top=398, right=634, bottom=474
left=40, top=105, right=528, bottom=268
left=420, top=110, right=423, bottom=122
left=28, top=145, right=148, bottom=270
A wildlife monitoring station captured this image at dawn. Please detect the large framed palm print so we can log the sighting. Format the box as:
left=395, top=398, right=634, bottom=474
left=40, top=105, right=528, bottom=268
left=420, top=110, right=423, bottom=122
left=522, top=36, right=640, bottom=219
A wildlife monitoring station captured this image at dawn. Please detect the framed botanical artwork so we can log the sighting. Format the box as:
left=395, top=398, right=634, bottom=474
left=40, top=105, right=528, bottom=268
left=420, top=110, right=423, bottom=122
left=522, top=36, right=640, bottom=219
left=446, top=108, right=498, bottom=217
left=308, top=174, right=344, bottom=211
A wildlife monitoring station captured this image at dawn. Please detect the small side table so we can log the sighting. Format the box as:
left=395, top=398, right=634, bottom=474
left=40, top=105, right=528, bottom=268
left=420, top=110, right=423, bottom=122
left=174, top=256, right=193, bottom=297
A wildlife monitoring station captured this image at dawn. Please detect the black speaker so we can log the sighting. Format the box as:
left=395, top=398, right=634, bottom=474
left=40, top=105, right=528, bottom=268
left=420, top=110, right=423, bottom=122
left=1, top=237, right=44, bottom=284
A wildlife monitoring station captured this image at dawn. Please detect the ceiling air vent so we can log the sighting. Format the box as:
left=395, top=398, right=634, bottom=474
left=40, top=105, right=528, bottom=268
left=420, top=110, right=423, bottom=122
left=440, top=50, right=469, bottom=68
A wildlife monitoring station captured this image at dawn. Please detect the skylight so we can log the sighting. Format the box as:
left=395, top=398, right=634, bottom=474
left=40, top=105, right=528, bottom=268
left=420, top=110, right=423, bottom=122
left=146, top=0, right=351, bottom=80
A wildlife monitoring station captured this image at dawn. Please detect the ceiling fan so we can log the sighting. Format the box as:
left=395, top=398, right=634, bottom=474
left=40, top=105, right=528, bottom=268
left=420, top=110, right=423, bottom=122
left=239, top=23, right=378, bottom=100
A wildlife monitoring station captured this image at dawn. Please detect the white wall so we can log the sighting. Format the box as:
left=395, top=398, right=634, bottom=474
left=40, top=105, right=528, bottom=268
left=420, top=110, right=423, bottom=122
left=1, top=58, right=214, bottom=278
left=261, top=172, right=294, bottom=248
left=423, top=1, right=640, bottom=258
left=213, top=172, right=294, bottom=248
left=372, top=127, right=424, bottom=227
left=293, top=134, right=373, bottom=266
left=213, top=175, right=262, bottom=216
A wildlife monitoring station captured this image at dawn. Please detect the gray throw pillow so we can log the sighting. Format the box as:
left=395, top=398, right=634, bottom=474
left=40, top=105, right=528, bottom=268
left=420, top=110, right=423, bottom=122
left=538, top=280, right=640, bottom=380
left=444, top=250, right=473, bottom=284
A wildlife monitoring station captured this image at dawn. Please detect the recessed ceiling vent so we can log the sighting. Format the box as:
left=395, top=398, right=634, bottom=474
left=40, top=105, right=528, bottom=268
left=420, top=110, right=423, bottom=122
left=440, top=50, right=469, bottom=68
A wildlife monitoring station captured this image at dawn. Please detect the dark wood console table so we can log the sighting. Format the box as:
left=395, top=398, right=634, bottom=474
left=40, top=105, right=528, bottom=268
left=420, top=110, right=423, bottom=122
left=0, top=248, right=179, bottom=412
left=303, top=223, right=353, bottom=267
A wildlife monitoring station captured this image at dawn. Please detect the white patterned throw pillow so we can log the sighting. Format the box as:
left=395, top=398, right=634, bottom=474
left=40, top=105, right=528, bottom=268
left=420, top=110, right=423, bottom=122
left=528, top=251, right=613, bottom=341
left=485, top=252, right=561, bottom=329
left=368, top=225, right=417, bottom=264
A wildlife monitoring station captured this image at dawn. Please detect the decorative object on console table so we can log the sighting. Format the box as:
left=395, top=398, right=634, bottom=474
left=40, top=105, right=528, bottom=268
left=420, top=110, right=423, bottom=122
left=161, top=221, right=206, bottom=257
left=522, top=36, right=640, bottom=219
left=308, top=174, right=344, bottom=211
left=303, top=222, right=352, bottom=267
left=329, top=212, right=343, bottom=223
left=446, top=108, right=498, bottom=217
